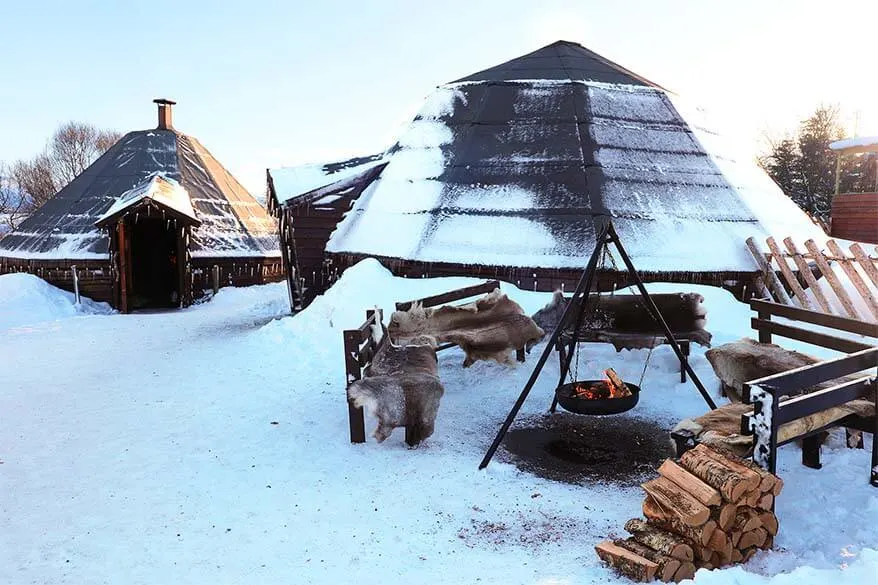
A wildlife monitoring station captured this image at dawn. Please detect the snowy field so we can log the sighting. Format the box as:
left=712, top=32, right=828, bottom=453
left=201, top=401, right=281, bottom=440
left=1, top=260, right=876, bottom=584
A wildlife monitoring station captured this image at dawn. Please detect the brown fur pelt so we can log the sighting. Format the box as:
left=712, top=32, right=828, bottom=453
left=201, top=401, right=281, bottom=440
left=529, top=290, right=711, bottom=350
left=705, top=338, right=818, bottom=401
left=388, top=289, right=545, bottom=367
left=675, top=338, right=876, bottom=456
left=349, top=336, right=444, bottom=447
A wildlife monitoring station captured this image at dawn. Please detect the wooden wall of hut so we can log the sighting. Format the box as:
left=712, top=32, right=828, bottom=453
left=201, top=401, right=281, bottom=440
left=0, top=258, right=116, bottom=303
left=325, top=252, right=760, bottom=301
left=831, top=193, right=878, bottom=244
left=279, top=190, right=362, bottom=304
left=0, top=256, right=284, bottom=309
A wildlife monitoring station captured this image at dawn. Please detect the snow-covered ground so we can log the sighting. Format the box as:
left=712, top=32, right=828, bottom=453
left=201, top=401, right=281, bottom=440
left=0, top=260, right=875, bottom=584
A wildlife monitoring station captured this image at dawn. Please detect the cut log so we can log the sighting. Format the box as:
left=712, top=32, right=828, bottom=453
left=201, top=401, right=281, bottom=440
left=731, top=548, right=743, bottom=563
left=716, top=503, right=738, bottom=531
left=757, top=493, right=774, bottom=511
left=673, top=562, right=696, bottom=582
left=679, top=450, right=750, bottom=502
left=642, top=496, right=716, bottom=547
left=738, top=527, right=768, bottom=551
left=739, top=527, right=768, bottom=550
left=696, top=545, right=712, bottom=562
left=642, top=476, right=711, bottom=526
left=625, top=518, right=695, bottom=561
left=604, top=368, right=633, bottom=397
left=595, top=540, right=659, bottom=582
left=743, top=490, right=761, bottom=507
left=658, top=459, right=722, bottom=507
left=697, top=561, right=715, bottom=571
left=694, top=444, right=765, bottom=492
left=706, top=527, right=732, bottom=559
left=762, top=535, right=774, bottom=550
left=730, top=530, right=742, bottom=548
left=771, top=476, right=784, bottom=496
left=759, top=512, right=778, bottom=536
left=614, top=538, right=681, bottom=582
left=741, top=547, right=757, bottom=562
left=732, top=509, right=763, bottom=533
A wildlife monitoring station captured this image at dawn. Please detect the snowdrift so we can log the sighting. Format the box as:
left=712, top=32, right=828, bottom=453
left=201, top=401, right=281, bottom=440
left=0, top=272, right=113, bottom=330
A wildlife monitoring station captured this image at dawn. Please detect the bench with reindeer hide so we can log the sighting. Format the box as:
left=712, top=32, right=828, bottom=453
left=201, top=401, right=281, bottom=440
left=672, top=299, right=877, bottom=485
left=390, top=286, right=545, bottom=367
left=531, top=290, right=711, bottom=382
left=344, top=310, right=444, bottom=447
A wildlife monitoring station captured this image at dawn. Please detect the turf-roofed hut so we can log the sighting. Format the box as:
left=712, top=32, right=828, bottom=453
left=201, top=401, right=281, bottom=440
left=288, top=41, right=825, bottom=304
left=266, top=155, right=386, bottom=307
left=0, top=100, right=283, bottom=312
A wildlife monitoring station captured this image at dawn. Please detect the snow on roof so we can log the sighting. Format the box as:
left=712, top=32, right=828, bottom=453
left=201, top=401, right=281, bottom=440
left=326, top=42, right=826, bottom=274
left=829, top=136, right=878, bottom=153
left=328, top=87, right=824, bottom=272
left=96, top=175, right=199, bottom=226
left=0, top=127, right=280, bottom=260
left=268, top=154, right=385, bottom=205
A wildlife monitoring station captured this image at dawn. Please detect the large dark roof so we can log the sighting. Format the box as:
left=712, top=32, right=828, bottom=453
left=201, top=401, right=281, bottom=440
left=0, top=127, right=279, bottom=260
left=327, top=41, right=825, bottom=273
left=453, top=40, right=663, bottom=88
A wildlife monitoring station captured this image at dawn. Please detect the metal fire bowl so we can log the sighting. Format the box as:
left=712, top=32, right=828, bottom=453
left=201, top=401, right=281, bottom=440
left=555, top=380, right=640, bottom=415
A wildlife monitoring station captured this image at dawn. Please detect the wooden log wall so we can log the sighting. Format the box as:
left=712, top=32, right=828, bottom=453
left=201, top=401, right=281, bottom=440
left=0, top=257, right=115, bottom=303
left=326, top=252, right=761, bottom=301
left=190, top=257, right=284, bottom=300
left=831, top=193, right=878, bottom=244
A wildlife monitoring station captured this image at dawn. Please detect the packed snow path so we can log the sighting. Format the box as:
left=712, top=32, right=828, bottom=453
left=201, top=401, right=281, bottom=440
left=1, top=262, right=875, bottom=584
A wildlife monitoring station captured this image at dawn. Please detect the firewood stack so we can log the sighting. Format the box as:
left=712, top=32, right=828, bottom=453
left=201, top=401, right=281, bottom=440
left=595, top=444, right=783, bottom=582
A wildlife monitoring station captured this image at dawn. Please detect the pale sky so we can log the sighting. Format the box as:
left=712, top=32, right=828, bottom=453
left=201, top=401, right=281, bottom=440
left=1, top=0, right=874, bottom=195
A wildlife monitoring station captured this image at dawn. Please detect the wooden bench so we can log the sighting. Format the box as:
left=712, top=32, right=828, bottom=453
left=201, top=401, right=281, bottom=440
left=750, top=298, right=876, bottom=354
left=394, top=280, right=526, bottom=362
left=673, top=298, right=877, bottom=485
left=741, top=347, right=877, bottom=487
left=343, top=308, right=388, bottom=444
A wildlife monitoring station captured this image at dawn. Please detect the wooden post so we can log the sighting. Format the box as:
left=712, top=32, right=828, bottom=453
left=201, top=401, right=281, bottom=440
left=801, top=434, right=822, bottom=469
left=782, top=238, right=833, bottom=313
left=71, top=265, right=80, bottom=305
left=176, top=227, right=186, bottom=308
left=849, top=243, right=878, bottom=289
left=212, top=264, right=220, bottom=294
left=825, top=239, right=878, bottom=320
left=117, top=219, right=129, bottom=314
left=680, top=340, right=690, bottom=383
left=766, top=237, right=812, bottom=310
left=803, top=239, right=861, bottom=319
left=757, top=309, right=772, bottom=344
left=745, top=237, right=791, bottom=305
left=344, top=329, right=366, bottom=443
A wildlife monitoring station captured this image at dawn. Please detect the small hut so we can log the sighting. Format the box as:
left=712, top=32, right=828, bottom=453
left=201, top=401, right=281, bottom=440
left=270, top=41, right=826, bottom=309
left=267, top=155, right=386, bottom=305
left=828, top=137, right=878, bottom=243
left=0, top=99, right=283, bottom=311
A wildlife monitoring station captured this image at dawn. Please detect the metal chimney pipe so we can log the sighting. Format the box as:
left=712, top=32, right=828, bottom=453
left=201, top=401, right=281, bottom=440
left=153, top=98, right=177, bottom=130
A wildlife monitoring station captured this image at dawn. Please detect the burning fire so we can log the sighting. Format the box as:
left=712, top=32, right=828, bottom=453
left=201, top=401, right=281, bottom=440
left=572, top=369, right=633, bottom=400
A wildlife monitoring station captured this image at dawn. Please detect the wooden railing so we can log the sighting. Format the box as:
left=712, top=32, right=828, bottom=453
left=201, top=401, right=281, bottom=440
left=746, top=236, right=878, bottom=322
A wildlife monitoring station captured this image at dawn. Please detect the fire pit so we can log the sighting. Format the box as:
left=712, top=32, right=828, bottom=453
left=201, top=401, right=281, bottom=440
left=555, top=379, right=640, bottom=415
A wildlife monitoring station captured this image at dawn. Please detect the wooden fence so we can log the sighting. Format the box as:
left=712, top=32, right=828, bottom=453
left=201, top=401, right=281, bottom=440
left=746, top=237, right=878, bottom=323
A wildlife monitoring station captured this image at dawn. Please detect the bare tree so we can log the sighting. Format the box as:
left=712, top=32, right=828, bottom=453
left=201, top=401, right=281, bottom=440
left=0, top=162, right=32, bottom=233
left=10, top=152, right=55, bottom=209
left=7, top=122, right=121, bottom=222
